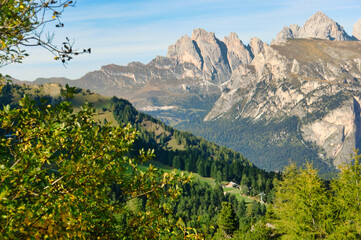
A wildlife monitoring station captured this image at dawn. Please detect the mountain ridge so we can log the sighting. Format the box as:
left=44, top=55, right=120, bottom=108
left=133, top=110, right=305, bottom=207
left=15, top=11, right=361, bottom=172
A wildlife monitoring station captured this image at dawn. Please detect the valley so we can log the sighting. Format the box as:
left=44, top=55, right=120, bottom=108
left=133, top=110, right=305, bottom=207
left=0, top=83, right=273, bottom=238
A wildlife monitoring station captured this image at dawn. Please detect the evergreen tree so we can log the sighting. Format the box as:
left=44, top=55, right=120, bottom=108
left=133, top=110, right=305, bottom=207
left=197, top=159, right=205, bottom=177
left=173, top=155, right=181, bottom=169
left=216, top=170, right=222, bottom=184
left=218, top=202, right=239, bottom=237
left=0, top=82, right=13, bottom=107
left=243, top=221, right=275, bottom=240
left=240, top=174, right=250, bottom=194
left=273, top=163, right=332, bottom=239
left=330, top=151, right=361, bottom=238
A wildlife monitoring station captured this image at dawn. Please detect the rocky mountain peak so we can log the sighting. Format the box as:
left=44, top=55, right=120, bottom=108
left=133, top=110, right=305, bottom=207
left=248, top=37, right=266, bottom=57
left=223, top=32, right=252, bottom=70
left=191, top=28, right=217, bottom=43
left=273, top=11, right=353, bottom=44
left=299, top=11, right=352, bottom=41
left=289, top=24, right=301, bottom=34
left=167, top=28, right=236, bottom=84
left=225, top=32, right=240, bottom=41
left=272, top=26, right=298, bottom=44
left=167, top=35, right=203, bottom=69
left=191, top=29, right=232, bottom=83
left=353, top=18, right=361, bottom=40
left=308, top=11, right=330, bottom=22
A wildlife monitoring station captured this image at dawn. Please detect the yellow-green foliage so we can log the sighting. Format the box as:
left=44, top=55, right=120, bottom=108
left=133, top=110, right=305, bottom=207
left=273, top=163, right=332, bottom=239
left=273, top=155, right=361, bottom=239
left=0, top=96, right=190, bottom=239
left=330, top=152, right=361, bottom=238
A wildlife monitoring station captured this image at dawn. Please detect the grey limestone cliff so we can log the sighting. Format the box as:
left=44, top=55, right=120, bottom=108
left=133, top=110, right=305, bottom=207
left=167, top=28, right=232, bottom=84
left=248, top=37, right=267, bottom=57
left=205, top=38, right=361, bottom=168
left=223, top=32, right=252, bottom=71
left=167, top=35, right=203, bottom=70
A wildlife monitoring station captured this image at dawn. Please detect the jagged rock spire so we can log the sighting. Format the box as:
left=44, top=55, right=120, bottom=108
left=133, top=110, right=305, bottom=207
left=223, top=32, right=252, bottom=71
left=167, top=35, right=203, bottom=70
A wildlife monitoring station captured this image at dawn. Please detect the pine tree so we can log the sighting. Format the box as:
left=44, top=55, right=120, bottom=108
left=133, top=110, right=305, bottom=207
left=330, top=151, right=361, bottom=238
left=197, top=159, right=205, bottom=176
left=215, top=170, right=222, bottom=184
left=218, top=202, right=239, bottom=237
left=173, top=155, right=181, bottom=169
left=273, top=163, right=332, bottom=239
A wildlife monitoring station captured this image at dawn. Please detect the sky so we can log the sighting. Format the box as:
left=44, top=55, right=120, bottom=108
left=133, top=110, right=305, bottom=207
left=2, top=0, right=361, bottom=81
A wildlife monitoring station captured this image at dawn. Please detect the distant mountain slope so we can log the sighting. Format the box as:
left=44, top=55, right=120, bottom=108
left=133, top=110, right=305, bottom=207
left=28, top=29, right=268, bottom=125
left=16, top=11, right=361, bottom=173
left=201, top=38, right=361, bottom=170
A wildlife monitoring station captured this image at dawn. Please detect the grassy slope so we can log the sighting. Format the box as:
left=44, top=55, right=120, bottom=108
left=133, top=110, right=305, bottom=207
left=10, top=83, right=117, bottom=125
left=139, top=161, right=254, bottom=203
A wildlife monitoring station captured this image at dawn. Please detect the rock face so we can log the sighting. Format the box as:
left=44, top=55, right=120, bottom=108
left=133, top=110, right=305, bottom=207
left=273, top=24, right=300, bottom=44
left=353, top=18, right=361, bottom=40
left=299, top=11, right=353, bottom=41
left=223, top=32, right=252, bottom=71
left=167, top=29, right=251, bottom=84
left=301, top=98, right=361, bottom=166
left=205, top=38, right=361, bottom=168
left=190, top=29, right=231, bottom=84
left=166, top=29, right=268, bottom=85
left=167, top=29, right=230, bottom=84
left=167, top=35, right=203, bottom=70
left=273, top=11, right=354, bottom=44
left=248, top=37, right=267, bottom=57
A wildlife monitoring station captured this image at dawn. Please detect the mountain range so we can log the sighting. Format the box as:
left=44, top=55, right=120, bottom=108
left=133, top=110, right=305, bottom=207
left=17, top=11, right=361, bottom=173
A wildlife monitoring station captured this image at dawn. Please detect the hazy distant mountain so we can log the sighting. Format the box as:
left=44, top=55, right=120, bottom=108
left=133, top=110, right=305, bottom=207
left=31, top=28, right=268, bottom=125
left=32, top=77, right=71, bottom=86
left=19, top=11, right=361, bottom=172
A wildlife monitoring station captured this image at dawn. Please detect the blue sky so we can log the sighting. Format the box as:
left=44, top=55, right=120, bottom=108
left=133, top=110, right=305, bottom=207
left=2, top=0, right=361, bottom=81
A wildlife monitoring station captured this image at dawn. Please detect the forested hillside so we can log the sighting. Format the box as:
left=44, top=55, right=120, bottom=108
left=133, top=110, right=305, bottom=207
left=1, top=83, right=279, bottom=200
left=176, top=117, right=336, bottom=175
left=111, top=96, right=279, bottom=200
